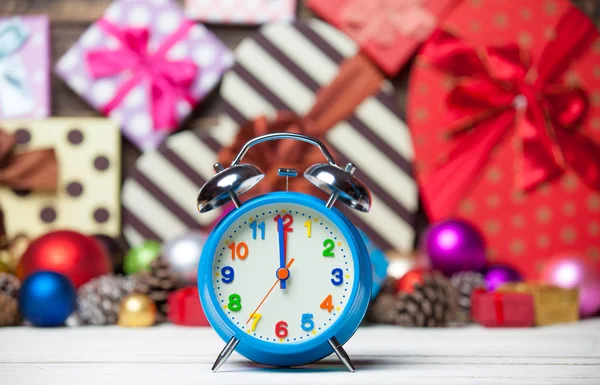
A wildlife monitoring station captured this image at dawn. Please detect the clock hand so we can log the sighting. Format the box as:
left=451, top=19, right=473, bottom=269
left=277, top=217, right=288, bottom=289
left=246, top=258, right=295, bottom=324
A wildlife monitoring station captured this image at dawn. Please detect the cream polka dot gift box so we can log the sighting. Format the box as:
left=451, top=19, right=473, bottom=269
left=55, top=0, right=234, bottom=151
left=0, top=118, right=121, bottom=239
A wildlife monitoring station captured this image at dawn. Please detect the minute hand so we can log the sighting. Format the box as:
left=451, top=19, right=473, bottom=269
left=277, top=217, right=287, bottom=289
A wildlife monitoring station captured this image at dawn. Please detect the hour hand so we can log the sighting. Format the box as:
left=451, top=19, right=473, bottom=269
left=276, top=217, right=289, bottom=289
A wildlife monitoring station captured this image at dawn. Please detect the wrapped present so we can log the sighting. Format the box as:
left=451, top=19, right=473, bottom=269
left=498, top=283, right=578, bottom=326
left=122, top=127, right=221, bottom=245
left=217, top=20, right=418, bottom=253
left=0, top=16, right=50, bottom=119
left=55, top=0, right=234, bottom=151
left=124, top=20, right=418, bottom=253
left=307, top=0, right=460, bottom=76
left=185, top=0, right=296, bottom=25
left=407, top=0, right=600, bottom=279
left=0, top=118, right=121, bottom=239
left=471, top=288, right=535, bottom=327
left=168, top=287, right=210, bottom=326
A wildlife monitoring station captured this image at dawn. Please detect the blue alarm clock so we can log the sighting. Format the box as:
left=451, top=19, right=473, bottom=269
left=196, top=133, right=372, bottom=372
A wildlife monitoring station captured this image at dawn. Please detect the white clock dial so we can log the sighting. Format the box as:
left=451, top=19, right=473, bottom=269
left=211, top=202, right=356, bottom=344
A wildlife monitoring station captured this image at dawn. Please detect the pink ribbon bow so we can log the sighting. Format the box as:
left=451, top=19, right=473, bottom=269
left=85, top=19, right=197, bottom=132
left=341, top=0, right=437, bottom=46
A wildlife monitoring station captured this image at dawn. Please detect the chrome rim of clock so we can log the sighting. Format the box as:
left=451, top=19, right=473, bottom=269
left=196, top=133, right=372, bottom=372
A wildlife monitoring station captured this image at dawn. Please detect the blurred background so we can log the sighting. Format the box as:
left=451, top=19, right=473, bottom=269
left=0, top=0, right=599, bottom=331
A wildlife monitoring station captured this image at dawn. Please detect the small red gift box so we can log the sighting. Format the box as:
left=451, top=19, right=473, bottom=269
left=167, top=287, right=210, bottom=327
left=307, top=0, right=460, bottom=76
left=471, top=289, right=535, bottom=327
left=407, top=0, right=600, bottom=279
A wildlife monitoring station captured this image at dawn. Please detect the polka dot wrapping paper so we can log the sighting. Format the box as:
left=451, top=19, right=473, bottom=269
left=307, top=0, right=460, bottom=76
left=185, top=0, right=297, bottom=25
left=407, top=0, right=600, bottom=279
left=0, top=16, right=50, bottom=119
left=0, top=118, right=121, bottom=239
left=54, top=0, right=234, bottom=151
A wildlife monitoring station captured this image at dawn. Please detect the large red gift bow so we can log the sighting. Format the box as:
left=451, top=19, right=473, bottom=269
left=420, top=7, right=600, bottom=219
left=85, top=19, right=197, bottom=132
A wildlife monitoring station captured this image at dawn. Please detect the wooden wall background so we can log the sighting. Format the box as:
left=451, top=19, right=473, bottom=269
left=0, top=0, right=598, bottom=242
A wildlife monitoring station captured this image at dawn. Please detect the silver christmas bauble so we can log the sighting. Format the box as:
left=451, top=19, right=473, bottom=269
left=161, top=232, right=207, bottom=286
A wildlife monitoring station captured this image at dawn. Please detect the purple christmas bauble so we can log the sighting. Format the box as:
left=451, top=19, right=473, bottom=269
left=541, top=254, right=600, bottom=318
left=485, top=265, right=522, bottom=291
left=421, top=219, right=486, bottom=276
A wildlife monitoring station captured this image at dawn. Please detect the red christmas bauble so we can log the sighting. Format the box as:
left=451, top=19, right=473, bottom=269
left=396, top=268, right=430, bottom=294
left=17, top=230, right=112, bottom=288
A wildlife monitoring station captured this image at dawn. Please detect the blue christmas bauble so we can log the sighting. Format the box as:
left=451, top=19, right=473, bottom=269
left=19, top=271, right=76, bottom=327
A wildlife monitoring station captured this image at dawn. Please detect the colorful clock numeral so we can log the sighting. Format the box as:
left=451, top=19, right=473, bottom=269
left=322, top=239, right=335, bottom=257
left=228, top=241, right=249, bottom=260
left=274, top=214, right=294, bottom=230
left=249, top=221, right=265, bottom=240
left=304, top=220, right=311, bottom=238
left=331, top=268, right=343, bottom=286
left=228, top=293, right=242, bottom=312
left=249, top=313, right=261, bottom=331
left=320, top=294, right=334, bottom=313
left=301, top=313, right=314, bottom=332
left=275, top=320, right=288, bottom=338
left=221, top=266, right=234, bottom=283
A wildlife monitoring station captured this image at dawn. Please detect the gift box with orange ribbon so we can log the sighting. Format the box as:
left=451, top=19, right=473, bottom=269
left=0, top=119, right=121, bottom=241
left=54, top=0, right=233, bottom=151
left=307, top=0, right=461, bottom=76
left=121, top=20, right=418, bottom=255
left=407, top=0, right=600, bottom=279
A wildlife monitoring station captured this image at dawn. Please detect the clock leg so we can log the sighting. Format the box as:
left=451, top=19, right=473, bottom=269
left=211, top=336, right=239, bottom=372
left=328, top=337, right=356, bottom=372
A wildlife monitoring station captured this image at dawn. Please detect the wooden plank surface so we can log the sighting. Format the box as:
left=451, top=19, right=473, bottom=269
left=1, top=320, right=600, bottom=385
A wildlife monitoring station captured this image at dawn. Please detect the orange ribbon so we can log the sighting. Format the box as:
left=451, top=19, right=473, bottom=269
left=341, top=0, right=437, bottom=46
left=0, top=129, right=58, bottom=191
left=218, top=53, right=383, bottom=198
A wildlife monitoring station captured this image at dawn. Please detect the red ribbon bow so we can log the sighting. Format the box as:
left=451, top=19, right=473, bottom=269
left=421, top=8, right=600, bottom=218
left=85, top=19, right=197, bottom=132
left=341, top=0, right=437, bottom=46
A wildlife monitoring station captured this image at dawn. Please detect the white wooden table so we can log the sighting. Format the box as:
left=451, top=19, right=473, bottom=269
left=1, top=319, right=599, bottom=385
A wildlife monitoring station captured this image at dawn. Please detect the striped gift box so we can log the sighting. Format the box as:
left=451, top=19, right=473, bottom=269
left=123, top=20, right=418, bottom=253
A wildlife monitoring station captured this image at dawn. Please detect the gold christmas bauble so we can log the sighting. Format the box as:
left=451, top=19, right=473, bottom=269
left=118, top=294, right=157, bottom=327
left=0, top=260, right=9, bottom=274
left=0, top=234, right=30, bottom=273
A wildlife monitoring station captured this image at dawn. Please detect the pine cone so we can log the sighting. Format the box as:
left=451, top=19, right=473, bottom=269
left=134, top=257, right=178, bottom=323
left=0, top=293, right=20, bottom=326
left=450, top=271, right=486, bottom=324
left=0, top=272, right=20, bottom=298
left=74, top=274, right=138, bottom=325
left=368, top=273, right=453, bottom=327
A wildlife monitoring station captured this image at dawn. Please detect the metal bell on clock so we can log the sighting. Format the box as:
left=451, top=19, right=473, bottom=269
left=196, top=163, right=264, bottom=213
left=304, top=162, right=371, bottom=212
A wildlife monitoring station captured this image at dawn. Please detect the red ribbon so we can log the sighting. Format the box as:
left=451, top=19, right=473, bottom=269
left=493, top=292, right=504, bottom=325
left=421, top=8, right=600, bottom=218
left=341, top=0, right=437, bottom=46
left=85, top=19, right=197, bottom=132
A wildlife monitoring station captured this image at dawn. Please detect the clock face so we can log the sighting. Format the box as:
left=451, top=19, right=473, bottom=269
left=210, top=202, right=356, bottom=344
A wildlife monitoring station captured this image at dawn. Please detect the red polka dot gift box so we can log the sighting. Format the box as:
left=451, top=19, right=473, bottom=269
left=54, top=0, right=233, bottom=151
left=0, top=118, right=121, bottom=240
left=407, top=0, right=600, bottom=279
